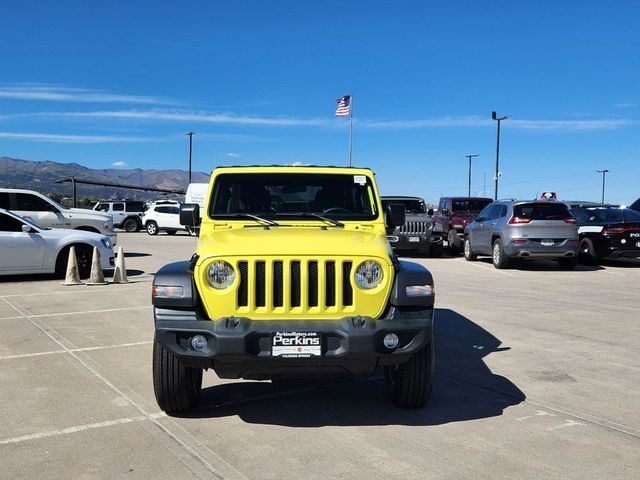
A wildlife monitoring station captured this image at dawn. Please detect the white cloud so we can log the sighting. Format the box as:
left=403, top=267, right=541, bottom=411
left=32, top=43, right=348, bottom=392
left=0, top=132, right=155, bottom=143
left=224, top=153, right=241, bottom=158
left=360, top=116, right=637, bottom=131
left=0, top=84, right=174, bottom=105
left=112, top=161, right=128, bottom=167
left=613, top=102, right=637, bottom=108
left=32, top=109, right=330, bottom=127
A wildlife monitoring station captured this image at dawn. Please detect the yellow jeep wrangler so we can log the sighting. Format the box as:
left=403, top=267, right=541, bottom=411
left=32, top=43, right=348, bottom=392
left=151, top=166, right=436, bottom=412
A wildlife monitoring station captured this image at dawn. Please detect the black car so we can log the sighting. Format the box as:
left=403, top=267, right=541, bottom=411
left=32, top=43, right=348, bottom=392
left=569, top=205, right=640, bottom=263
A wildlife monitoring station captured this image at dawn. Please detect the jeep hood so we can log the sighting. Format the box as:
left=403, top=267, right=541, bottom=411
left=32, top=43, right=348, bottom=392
left=196, top=226, right=392, bottom=262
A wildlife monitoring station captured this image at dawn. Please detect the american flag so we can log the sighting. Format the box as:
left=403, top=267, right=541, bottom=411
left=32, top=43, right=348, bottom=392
left=335, top=95, right=351, bottom=116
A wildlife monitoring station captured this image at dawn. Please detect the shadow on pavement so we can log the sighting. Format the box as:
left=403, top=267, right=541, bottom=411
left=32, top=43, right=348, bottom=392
left=476, top=257, right=605, bottom=271
left=178, top=308, right=525, bottom=426
left=122, top=252, right=152, bottom=258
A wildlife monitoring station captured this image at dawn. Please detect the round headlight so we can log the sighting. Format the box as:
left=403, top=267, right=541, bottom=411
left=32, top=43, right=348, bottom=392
left=354, top=260, right=383, bottom=289
left=206, top=261, right=235, bottom=289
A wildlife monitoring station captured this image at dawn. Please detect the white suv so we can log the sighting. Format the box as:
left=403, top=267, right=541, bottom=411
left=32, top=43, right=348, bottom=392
left=142, top=201, right=187, bottom=235
left=0, top=188, right=117, bottom=245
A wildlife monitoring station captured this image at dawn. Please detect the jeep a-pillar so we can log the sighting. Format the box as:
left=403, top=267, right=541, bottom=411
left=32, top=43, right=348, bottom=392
left=151, top=166, right=436, bottom=412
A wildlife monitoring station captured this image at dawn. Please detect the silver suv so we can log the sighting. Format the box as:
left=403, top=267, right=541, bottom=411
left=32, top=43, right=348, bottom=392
left=463, top=199, right=579, bottom=269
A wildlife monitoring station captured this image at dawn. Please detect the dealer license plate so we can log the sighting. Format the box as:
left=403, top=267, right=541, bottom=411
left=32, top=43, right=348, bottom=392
left=409, top=236, right=420, bottom=242
left=272, top=332, right=321, bottom=358
left=541, top=239, right=554, bottom=247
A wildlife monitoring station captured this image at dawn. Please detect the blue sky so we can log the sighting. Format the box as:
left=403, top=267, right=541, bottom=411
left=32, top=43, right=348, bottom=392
left=1, top=1, right=639, bottom=204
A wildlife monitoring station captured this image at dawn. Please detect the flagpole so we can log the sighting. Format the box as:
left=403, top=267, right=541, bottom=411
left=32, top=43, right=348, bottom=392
left=348, top=93, right=353, bottom=166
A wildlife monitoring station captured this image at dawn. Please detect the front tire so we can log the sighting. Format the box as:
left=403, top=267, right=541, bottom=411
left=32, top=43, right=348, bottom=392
left=146, top=221, right=158, bottom=236
left=55, top=244, right=93, bottom=279
left=492, top=238, right=510, bottom=269
left=384, top=343, right=434, bottom=408
left=463, top=236, right=477, bottom=261
left=153, top=336, right=202, bottom=413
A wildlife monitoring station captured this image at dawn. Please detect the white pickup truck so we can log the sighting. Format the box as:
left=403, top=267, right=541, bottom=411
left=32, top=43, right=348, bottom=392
left=0, top=188, right=117, bottom=245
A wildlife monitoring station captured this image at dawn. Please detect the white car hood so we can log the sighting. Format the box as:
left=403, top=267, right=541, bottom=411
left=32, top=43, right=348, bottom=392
left=64, top=208, right=112, bottom=223
left=37, top=227, right=105, bottom=242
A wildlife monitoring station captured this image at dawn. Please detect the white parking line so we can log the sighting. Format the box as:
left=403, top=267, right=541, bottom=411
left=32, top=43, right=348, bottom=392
left=0, top=283, right=150, bottom=298
left=0, top=341, right=152, bottom=361
left=462, top=260, right=516, bottom=277
left=0, top=305, right=152, bottom=319
left=0, top=296, right=248, bottom=480
left=0, top=412, right=166, bottom=445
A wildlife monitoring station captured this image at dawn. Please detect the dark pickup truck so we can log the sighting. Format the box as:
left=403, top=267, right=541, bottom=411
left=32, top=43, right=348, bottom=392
left=432, top=196, right=493, bottom=254
left=382, top=196, right=443, bottom=257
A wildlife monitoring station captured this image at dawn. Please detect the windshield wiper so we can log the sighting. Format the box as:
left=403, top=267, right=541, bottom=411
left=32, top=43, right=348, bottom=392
left=275, top=212, right=344, bottom=228
left=215, top=213, right=280, bottom=226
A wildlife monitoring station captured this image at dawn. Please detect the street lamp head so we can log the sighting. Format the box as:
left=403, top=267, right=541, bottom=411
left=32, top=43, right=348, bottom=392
left=491, top=111, right=497, bottom=120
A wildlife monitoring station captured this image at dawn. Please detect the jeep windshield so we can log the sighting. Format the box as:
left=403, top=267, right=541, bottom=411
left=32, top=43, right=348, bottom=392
left=209, top=173, right=379, bottom=221
left=452, top=199, right=492, bottom=213
left=382, top=199, right=426, bottom=213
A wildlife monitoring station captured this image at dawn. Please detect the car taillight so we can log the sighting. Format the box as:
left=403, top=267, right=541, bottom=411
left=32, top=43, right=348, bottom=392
left=509, top=217, right=532, bottom=224
left=603, top=227, right=625, bottom=234
left=568, top=239, right=579, bottom=246
left=563, top=218, right=577, bottom=224
left=511, top=239, right=529, bottom=245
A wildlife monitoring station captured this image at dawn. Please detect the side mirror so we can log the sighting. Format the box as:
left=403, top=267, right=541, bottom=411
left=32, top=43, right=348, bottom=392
left=385, top=203, right=406, bottom=229
left=427, top=208, right=434, bottom=216
left=180, top=203, right=201, bottom=227
left=22, top=224, right=32, bottom=233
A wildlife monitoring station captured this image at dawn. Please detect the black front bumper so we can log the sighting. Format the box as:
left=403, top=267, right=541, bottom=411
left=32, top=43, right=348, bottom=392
left=387, top=234, right=442, bottom=251
left=154, top=306, right=434, bottom=379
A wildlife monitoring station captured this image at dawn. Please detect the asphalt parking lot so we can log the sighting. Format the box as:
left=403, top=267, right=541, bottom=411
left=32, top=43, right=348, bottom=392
left=1, top=232, right=639, bottom=479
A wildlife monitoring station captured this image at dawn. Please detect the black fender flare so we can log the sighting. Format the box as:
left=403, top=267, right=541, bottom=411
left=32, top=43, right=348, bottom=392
left=152, top=260, right=198, bottom=308
left=389, top=260, right=435, bottom=307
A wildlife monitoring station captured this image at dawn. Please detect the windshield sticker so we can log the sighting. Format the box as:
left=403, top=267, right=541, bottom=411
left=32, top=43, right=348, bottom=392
left=353, top=175, right=366, bottom=185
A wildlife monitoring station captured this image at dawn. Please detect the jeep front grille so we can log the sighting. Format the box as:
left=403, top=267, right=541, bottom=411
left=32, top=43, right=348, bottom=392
left=397, top=221, right=431, bottom=235
left=237, top=259, right=354, bottom=313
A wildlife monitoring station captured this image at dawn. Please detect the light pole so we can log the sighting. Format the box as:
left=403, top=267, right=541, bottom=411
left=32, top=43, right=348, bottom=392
left=491, top=111, right=510, bottom=200
left=465, top=154, right=479, bottom=196
left=596, top=169, right=610, bottom=204
left=186, top=131, right=195, bottom=184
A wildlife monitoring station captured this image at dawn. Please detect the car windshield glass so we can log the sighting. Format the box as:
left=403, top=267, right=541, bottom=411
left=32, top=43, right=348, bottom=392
left=452, top=199, right=492, bottom=212
left=209, top=173, right=379, bottom=221
left=573, top=208, right=640, bottom=223
left=382, top=199, right=426, bottom=213
left=514, top=203, right=571, bottom=220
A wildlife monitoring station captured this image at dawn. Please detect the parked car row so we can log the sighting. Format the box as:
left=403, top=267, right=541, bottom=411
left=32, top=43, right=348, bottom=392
left=458, top=194, right=640, bottom=269
left=0, top=208, right=114, bottom=277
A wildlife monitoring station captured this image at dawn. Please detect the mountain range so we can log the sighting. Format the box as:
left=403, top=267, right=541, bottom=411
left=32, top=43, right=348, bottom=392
left=0, top=157, right=210, bottom=201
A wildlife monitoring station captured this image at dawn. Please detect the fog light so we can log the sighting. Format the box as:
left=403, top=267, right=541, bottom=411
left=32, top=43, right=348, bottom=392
left=621, top=239, right=627, bottom=245
left=190, top=335, right=208, bottom=351
left=383, top=333, right=400, bottom=350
